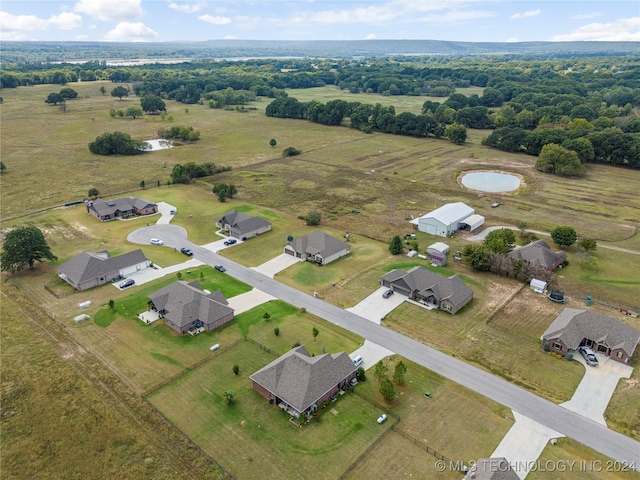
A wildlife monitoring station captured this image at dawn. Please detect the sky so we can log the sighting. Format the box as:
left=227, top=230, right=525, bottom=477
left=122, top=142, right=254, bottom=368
left=0, top=0, right=639, bottom=43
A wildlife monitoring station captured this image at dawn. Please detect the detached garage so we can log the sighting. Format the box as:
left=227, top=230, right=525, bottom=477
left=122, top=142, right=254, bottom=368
left=411, top=202, right=477, bottom=237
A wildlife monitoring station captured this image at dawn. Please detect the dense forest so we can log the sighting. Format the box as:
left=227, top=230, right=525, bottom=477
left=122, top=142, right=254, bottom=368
left=2, top=52, right=639, bottom=168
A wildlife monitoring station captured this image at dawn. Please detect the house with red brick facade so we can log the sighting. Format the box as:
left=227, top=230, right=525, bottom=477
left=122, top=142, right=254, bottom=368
left=86, top=196, right=157, bottom=221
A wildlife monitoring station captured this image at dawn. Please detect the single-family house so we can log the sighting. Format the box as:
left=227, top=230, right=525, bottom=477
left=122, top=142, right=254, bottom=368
left=216, top=209, right=272, bottom=240
left=148, top=280, right=234, bottom=335
left=86, top=196, right=157, bottom=221
left=410, top=202, right=484, bottom=237
left=57, top=249, right=150, bottom=291
left=284, top=231, right=350, bottom=265
left=542, top=308, right=640, bottom=364
left=250, top=345, right=356, bottom=418
left=380, top=266, right=473, bottom=314
left=464, top=458, right=519, bottom=480
left=507, top=240, right=566, bottom=271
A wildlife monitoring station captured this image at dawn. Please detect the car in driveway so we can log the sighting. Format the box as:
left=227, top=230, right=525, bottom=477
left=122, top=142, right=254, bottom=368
left=119, top=279, right=135, bottom=289
left=215, top=265, right=226, bottom=272
left=377, top=414, right=387, bottom=424
left=382, top=289, right=394, bottom=299
left=180, top=247, right=193, bottom=256
left=150, top=238, right=164, bottom=245
left=223, top=238, right=237, bottom=246
left=579, top=346, right=599, bottom=366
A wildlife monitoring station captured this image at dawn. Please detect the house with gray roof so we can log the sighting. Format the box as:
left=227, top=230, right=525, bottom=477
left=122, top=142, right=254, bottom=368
left=507, top=240, right=566, bottom=271
left=250, top=345, right=356, bottom=418
left=542, top=308, right=640, bottom=364
left=216, top=209, right=272, bottom=240
left=380, top=266, right=473, bottom=314
left=464, top=458, right=519, bottom=480
left=148, top=280, right=234, bottom=335
left=57, top=249, right=150, bottom=291
left=86, top=196, right=157, bottom=221
left=284, top=231, right=350, bottom=265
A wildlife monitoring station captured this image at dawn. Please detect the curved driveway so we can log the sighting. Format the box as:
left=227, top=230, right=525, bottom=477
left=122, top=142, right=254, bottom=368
left=128, top=227, right=640, bottom=469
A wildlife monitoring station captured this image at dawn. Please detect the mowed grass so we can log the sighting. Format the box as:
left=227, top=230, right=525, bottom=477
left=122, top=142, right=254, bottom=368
left=529, top=437, right=640, bottom=480
left=0, top=286, right=223, bottom=480
left=147, top=341, right=384, bottom=480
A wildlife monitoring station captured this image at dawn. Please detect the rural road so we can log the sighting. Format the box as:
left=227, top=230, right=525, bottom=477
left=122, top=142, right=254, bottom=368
left=128, top=225, right=640, bottom=470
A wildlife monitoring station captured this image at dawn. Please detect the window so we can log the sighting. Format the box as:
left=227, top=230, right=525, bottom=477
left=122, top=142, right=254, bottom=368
left=616, top=351, right=623, bottom=359
left=553, top=342, right=562, bottom=350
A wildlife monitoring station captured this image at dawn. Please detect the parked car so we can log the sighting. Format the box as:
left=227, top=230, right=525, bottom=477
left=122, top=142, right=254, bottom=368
left=377, top=414, right=387, bottom=424
left=382, top=289, right=394, bottom=299
left=223, top=238, right=237, bottom=246
left=150, top=238, right=163, bottom=245
left=579, top=346, right=599, bottom=366
left=180, top=247, right=193, bottom=256
left=215, top=265, right=226, bottom=272
left=119, top=279, right=135, bottom=289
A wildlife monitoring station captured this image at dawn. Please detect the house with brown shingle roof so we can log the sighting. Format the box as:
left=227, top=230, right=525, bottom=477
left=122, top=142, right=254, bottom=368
left=57, top=249, right=150, bottom=291
left=284, top=231, right=350, bottom=265
left=542, top=308, right=640, bottom=364
left=380, top=266, right=473, bottom=314
left=507, top=240, right=566, bottom=271
left=148, top=280, right=234, bottom=335
left=250, top=345, right=356, bottom=418
left=216, top=209, right=272, bottom=240
left=86, top=196, right=157, bottom=221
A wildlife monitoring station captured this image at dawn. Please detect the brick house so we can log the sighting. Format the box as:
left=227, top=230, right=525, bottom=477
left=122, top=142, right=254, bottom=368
left=86, top=196, right=157, bottom=221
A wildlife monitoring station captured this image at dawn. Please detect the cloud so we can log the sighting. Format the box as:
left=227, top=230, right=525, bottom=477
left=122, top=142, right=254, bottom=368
left=103, top=21, right=158, bottom=41
left=0, top=11, right=82, bottom=33
left=169, top=2, right=206, bottom=14
left=74, top=0, right=143, bottom=22
left=224, top=35, right=237, bottom=40
left=365, top=33, right=377, bottom=39
left=552, top=17, right=640, bottom=41
left=198, top=14, right=231, bottom=25
left=506, top=37, right=519, bottom=43
left=570, top=12, right=601, bottom=20
left=510, top=9, right=541, bottom=20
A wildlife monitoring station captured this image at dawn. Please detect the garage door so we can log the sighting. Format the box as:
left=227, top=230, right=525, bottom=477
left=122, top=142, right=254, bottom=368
left=426, top=224, right=437, bottom=235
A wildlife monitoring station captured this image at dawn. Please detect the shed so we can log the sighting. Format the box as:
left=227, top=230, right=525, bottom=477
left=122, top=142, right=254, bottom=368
left=426, top=242, right=450, bottom=255
left=429, top=251, right=447, bottom=266
left=530, top=278, right=548, bottom=293
left=460, top=214, right=485, bottom=232
left=411, top=202, right=475, bottom=237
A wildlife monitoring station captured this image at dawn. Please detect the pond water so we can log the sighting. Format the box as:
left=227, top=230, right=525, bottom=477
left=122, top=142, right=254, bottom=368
left=142, top=139, right=174, bottom=151
left=461, top=171, right=521, bottom=192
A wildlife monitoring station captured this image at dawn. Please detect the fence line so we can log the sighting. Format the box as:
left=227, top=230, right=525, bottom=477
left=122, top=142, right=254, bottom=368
left=391, top=427, right=455, bottom=465
left=485, top=283, right=526, bottom=324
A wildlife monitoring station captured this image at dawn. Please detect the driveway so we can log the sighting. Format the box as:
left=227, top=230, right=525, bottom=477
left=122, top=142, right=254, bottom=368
left=226, top=289, right=276, bottom=315
left=116, top=258, right=204, bottom=288
left=346, top=287, right=406, bottom=324
left=155, top=201, right=177, bottom=224
left=350, top=340, right=395, bottom=371
left=561, top=353, right=633, bottom=425
left=252, top=253, right=301, bottom=278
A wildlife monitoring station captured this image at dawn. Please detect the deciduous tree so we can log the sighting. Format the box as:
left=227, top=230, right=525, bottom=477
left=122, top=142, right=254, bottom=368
left=550, top=225, right=577, bottom=247
left=305, top=211, right=321, bottom=226
left=1, top=226, right=57, bottom=273
left=111, top=86, right=129, bottom=100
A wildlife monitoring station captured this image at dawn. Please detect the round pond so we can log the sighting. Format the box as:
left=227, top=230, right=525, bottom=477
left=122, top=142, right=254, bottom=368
left=461, top=171, right=521, bottom=193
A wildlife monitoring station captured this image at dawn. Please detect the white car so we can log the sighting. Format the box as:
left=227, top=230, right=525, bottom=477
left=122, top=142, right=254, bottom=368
left=150, top=238, right=163, bottom=245
left=377, top=413, right=387, bottom=424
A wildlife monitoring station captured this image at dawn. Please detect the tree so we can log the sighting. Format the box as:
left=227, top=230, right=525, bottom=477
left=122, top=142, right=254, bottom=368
left=393, top=361, right=407, bottom=385
left=379, top=377, right=396, bottom=403
left=282, top=146, right=301, bottom=157
left=305, top=210, right=321, bottom=226
left=263, top=312, right=271, bottom=321
left=59, top=87, right=78, bottom=99
left=274, top=327, right=280, bottom=336
left=111, top=86, right=129, bottom=100
left=232, top=364, right=239, bottom=376
left=1, top=226, right=57, bottom=273
left=463, top=244, right=489, bottom=270
left=88, top=188, right=100, bottom=199
left=373, top=360, right=388, bottom=382
left=578, top=238, right=597, bottom=253
left=0, top=161, right=6, bottom=173
left=444, top=123, right=467, bottom=145
left=355, top=367, right=366, bottom=382
left=140, top=180, right=146, bottom=189
left=45, top=92, right=64, bottom=105
left=312, top=327, right=319, bottom=341
left=100, top=86, right=106, bottom=95
left=125, top=106, right=143, bottom=119
left=535, top=144, right=586, bottom=177
left=484, top=228, right=516, bottom=254
left=269, top=138, right=277, bottom=148
left=140, top=95, right=166, bottom=114
left=223, top=390, right=235, bottom=405
left=88, top=132, right=146, bottom=156
left=389, top=235, right=403, bottom=255
left=550, top=225, right=577, bottom=247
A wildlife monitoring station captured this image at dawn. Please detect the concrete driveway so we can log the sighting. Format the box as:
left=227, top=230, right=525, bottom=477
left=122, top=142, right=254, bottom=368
left=155, top=201, right=177, bottom=224
left=226, top=289, right=276, bottom=315
left=350, top=340, right=395, bottom=371
left=115, top=258, right=204, bottom=289
left=561, top=353, right=633, bottom=425
left=346, top=286, right=406, bottom=324
left=252, top=253, right=301, bottom=278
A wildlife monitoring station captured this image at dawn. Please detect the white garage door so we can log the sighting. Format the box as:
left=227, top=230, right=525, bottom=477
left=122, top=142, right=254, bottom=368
left=120, top=265, right=138, bottom=276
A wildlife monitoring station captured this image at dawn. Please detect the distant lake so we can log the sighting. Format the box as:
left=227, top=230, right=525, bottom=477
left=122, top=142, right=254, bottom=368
left=461, top=171, right=520, bottom=193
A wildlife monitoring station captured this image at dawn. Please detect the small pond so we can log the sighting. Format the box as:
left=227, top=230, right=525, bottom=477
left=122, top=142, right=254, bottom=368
left=461, top=171, right=521, bottom=193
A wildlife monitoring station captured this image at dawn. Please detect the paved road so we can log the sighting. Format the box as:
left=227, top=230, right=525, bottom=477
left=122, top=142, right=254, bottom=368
left=128, top=226, right=640, bottom=469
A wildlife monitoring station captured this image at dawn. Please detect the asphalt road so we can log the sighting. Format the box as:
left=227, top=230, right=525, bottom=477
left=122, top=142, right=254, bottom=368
left=128, top=225, right=640, bottom=469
